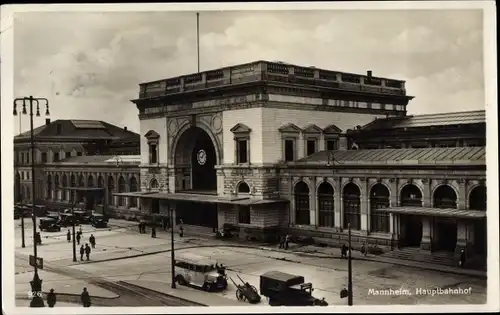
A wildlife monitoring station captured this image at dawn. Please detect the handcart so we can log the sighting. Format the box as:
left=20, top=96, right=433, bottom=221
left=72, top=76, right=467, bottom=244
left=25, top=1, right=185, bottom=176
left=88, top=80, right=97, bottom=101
left=230, top=274, right=261, bottom=304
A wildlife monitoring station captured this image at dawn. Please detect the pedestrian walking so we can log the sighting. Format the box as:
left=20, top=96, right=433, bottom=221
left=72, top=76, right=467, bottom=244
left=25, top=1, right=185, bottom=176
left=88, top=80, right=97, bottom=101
left=360, top=243, right=367, bottom=256
left=78, top=226, right=83, bottom=235
left=341, top=244, right=348, bottom=259
left=79, top=245, right=85, bottom=261
left=151, top=227, right=156, bottom=238
left=89, top=234, right=96, bottom=249
left=76, top=232, right=81, bottom=245
left=285, top=234, right=291, bottom=250
left=66, top=230, right=71, bottom=243
left=46, top=289, right=56, bottom=308
left=80, top=287, right=91, bottom=307
left=278, top=235, right=285, bottom=249
left=138, top=222, right=143, bottom=234
left=459, top=249, right=466, bottom=268
left=179, top=219, right=184, bottom=237
left=85, top=243, right=91, bottom=261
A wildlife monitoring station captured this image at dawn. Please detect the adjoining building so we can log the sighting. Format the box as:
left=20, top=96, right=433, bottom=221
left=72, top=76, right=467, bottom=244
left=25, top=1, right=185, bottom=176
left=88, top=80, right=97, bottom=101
left=114, top=60, right=486, bottom=265
left=14, top=119, right=141, bottom=216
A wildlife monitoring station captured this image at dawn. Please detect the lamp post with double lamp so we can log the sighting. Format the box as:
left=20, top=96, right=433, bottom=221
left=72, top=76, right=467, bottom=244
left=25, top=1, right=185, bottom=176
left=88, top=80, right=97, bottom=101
left=13, top=96, right=50, bottom=308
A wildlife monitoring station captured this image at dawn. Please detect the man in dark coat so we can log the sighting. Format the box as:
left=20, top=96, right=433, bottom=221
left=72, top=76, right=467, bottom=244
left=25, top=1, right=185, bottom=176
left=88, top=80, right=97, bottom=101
left=85, top=243, right=91, bottom=261
left=278, top=235, right=285, bottom=249
left=46, top=289, right=56, bottom=307
left=138, top=222, right=143, bottom=234
left=36, top=232, right=42, bottom=245
left=285, top=234, right=291, bottom=250
left=341, top=244, right=348, bottom=259
left=459, top=249, right=466, bottom=268
left=79, top=245, right=85, bottom=261
left=81, top=287, right=91, bottom=307
left=89, top=234, right=96, bottom=249
left=76, top=232, right=81, bottom=245
left=66, top=230, right=71, bottom=243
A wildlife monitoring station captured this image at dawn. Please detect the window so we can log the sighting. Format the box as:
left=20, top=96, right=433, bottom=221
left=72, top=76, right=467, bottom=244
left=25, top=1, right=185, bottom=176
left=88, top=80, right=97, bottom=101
left=326, top=139, right=337, bottom=151
left=230, top=123, right=252, bottom=165
left=149, top=144, right=158, bottom=164
left=21, top=172, right=25, bottom=180
left=41, top=152, right=47, bottom=163
left=54, top=153, right=60, bottom=162
left=26, top=152, right=30, bottom=164
left=144, top=130, right=161, bottom=165
left=238, top=206, right=251, bottom=224
left=237, top=140, right=248, bottom=164
left=20, top=153, right=24, bottom=164
left=65, top=152, right=71, bottom=158
left=284, top=139, right=295, bottom=161
left=306, top=139, right=317, bottom=156
left=77, top=152, right=83, bottom=156
left=27, top=172, right=30, bottom=180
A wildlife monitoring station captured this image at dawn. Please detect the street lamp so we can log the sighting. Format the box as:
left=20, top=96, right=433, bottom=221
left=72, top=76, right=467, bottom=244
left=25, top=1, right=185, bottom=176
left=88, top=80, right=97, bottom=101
left=347, top=222, right=353, bottom=306
left=14, top=96, right=50, bottom=308
left=170, top=204, right=176, bottom=289
left=72, top=189, right=77, bottom=262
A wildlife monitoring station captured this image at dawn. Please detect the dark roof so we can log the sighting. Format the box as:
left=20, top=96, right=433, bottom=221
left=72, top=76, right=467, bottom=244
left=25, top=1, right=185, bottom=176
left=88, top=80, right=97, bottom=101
left=360, top=110, right=485, bottom=130
left=295, top=147, right=485, bottom=166
left=14, top=119, right=139, bottom=141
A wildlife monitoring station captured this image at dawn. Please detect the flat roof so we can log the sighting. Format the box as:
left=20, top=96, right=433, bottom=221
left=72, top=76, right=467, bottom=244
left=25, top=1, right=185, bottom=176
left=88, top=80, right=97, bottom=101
left=113, top=192, right=289, bottom=205
left=377, top=207, right=486, bottom=219
left=294, top=147, right=485, bottom=166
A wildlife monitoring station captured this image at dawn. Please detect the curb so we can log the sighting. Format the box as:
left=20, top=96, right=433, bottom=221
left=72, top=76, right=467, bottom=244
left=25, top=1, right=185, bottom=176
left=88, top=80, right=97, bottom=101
left=15, top=292, right=119, bottom=300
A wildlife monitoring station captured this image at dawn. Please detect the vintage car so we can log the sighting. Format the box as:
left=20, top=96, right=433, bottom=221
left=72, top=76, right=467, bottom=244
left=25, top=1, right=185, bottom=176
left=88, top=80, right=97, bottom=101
left=39, top=217, right=61, bottom=232
left=90, top=214, right=109, bottom=228
left=259, top=271, right=328, bottom=306
left=59, top=213, right=77, bottom=227
left=73, top=210, right=92, bottom=224
left=174, top=253, right=228, bottom=291
left=25, top=204, right=48, bottom=217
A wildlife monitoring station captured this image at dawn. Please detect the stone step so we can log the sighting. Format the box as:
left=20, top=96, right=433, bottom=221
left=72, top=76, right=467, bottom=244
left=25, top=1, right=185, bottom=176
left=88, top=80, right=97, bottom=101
left=382, top=248, right=458, bottom=267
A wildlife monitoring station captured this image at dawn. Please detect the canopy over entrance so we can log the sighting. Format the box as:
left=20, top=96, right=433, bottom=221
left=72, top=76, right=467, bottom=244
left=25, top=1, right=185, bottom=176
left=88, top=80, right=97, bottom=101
left=377, top=206, right=486, bottom=219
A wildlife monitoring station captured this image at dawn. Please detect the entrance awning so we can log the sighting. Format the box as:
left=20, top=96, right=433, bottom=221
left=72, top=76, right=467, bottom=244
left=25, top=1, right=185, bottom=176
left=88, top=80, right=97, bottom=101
left=377, top=206, right=486, bottom=219
left=113, top=191, right=289, bottom=206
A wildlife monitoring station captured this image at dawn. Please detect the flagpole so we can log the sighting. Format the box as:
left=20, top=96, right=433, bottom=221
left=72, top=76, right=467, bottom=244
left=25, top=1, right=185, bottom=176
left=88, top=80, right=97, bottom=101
left=196, top=12, right=200, bottom=73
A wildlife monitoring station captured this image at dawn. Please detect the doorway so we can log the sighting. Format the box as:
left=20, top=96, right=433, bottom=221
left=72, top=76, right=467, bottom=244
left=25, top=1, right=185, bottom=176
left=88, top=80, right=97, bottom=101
left=436, top=221, right=457, bottom=252
left=403, top=215, right=422, bottom=247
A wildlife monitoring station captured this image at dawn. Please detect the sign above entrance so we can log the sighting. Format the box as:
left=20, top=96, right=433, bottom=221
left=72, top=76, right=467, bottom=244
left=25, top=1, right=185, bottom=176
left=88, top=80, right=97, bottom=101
left=197, top=149, right=207, bottom=165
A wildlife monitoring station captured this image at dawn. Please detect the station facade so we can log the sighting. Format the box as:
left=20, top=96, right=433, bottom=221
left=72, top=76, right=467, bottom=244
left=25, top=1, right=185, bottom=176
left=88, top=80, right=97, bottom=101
left=118, top=60, right=487, bottom=262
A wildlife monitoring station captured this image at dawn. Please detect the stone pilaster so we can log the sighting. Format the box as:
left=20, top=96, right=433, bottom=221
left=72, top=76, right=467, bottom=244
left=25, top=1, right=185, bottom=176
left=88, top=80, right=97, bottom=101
left=389, top=178, right=398, bottom=207
left=420, top=217, right=432, bottom=251
left=310, top=177, right=317, bottom=226
left=334, top=177, right=342, bottom=229
left=360, top=178, right=369, bottom=232
left=458, top=179, right=467, bottom=210
left=455, top=220, right=471, bottom=254
left=423, top=179, right=432, bottom=207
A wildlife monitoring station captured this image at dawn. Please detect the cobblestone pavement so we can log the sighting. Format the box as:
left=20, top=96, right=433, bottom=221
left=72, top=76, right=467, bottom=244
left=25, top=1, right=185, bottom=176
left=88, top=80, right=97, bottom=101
left=14, top=218, right=487, bottom=306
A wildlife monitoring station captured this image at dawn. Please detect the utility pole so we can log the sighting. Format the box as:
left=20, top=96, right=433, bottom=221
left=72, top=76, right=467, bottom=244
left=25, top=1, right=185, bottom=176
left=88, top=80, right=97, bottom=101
left=196, top=12, right=200, bottom=73
left=72, top=191, right=77, bottom=262
left=170, top=204, right=176, bottom=289
left=348, top=222, right=353, bottom=306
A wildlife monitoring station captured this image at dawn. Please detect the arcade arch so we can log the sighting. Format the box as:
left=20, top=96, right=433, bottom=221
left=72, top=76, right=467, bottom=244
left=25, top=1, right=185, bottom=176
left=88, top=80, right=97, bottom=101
left=237, top=182, right=250, bottom=194
left=62, top=174, right=68, bottom=201
left=343, top=183, right=361, bottom=230
left=107, top=176, right=115, bottom=205
left=400, top=184, right=423, bottom=207
left=399, top=184, right=423, bottom=247
left=97, top=176, right=104, bottom=204
left=469, top=185, right=486, bottom=211
left=129, top=177, right=138, bottom=208
left=317, top=182, right=334, bottom=227
left=433, top=185, right=457, bottom=209
left=47, top=174, right=52, bottom=199
left=118, top=176, right=126, bottom=206
left=294, top=181, right=310, bottom=225
left=54, top=174, right=60, bottom=201
left=370, top=183, right=390, bottom=233
left=70, top=175, right=76, bottom=203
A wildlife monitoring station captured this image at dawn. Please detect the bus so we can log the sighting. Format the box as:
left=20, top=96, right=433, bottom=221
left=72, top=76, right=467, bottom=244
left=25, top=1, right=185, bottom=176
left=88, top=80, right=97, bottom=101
left=173, top=253, right=228, bottom=291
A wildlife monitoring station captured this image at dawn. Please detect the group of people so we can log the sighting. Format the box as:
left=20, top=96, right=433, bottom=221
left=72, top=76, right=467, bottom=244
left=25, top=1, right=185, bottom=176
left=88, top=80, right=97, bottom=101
left=45, top=287, right=91, bottom=307
left=138, top=219, right=184, bottom=237
left=80, top=243, right=92, bottom=261
left=278, top=234, right=291, bottom=250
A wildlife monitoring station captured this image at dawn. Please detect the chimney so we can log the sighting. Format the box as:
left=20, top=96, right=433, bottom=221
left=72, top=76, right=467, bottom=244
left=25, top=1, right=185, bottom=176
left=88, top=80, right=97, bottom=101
left=367, top=70, right=372, bottom=77
left=124, top=126, right=128, bottom=131
left=56, top=123, right=62, bottom=135
left=45, top=118, right=51, bottom=125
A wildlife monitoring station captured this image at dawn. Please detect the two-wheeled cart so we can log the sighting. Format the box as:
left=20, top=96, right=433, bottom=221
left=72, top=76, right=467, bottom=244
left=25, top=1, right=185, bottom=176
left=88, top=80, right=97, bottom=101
left=230, top=274, right=261, bottom=304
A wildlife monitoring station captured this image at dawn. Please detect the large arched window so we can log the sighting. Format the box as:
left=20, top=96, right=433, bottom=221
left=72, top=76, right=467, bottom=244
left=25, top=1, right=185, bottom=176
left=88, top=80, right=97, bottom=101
left=400, top=184, right=422, bottom=207
left=129, top=176, right=138, bottom=208
left=343, top=183, right=361, bottom=230
left=370, top=183, right=390, bottom=233
left=433, top=185, right=457, bottom=209
left=294, top=181, right=310, bottom=225
left=78, top=175, right=85, bottom=202
left=62, top=174, right=68, bottom=201
left=47, top=174, right=53, bottom=200
left=107, top=176, right=115, bottom=205
left=118, top=176, right=126, bottom=207
left=87, top=175, right=94, bottom=187
left=70, top=174, right=76, bottom=203
left=97, top=176, right=104, bottom=205
left=317, top=182, right=334, bottom=227
left=54, top=174, right=60, bottom=201
left=469, top=185, right=486, bottom=211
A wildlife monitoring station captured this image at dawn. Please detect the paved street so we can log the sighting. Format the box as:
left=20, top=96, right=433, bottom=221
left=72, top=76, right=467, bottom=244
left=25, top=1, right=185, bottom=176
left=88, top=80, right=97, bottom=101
left=14, top=218, right=487, bottom=306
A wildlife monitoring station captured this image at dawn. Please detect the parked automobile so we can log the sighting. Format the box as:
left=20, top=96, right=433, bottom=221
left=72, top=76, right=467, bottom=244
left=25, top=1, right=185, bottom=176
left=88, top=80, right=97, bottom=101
left=73, top=210, right=92, bottom=225
left=90, top=213, right=108, bottom=228
left=25, top=204, right=48, bottom=217
left=39, top=217, right=61, bottom=232
left=59, top=213, right=77, bottom=227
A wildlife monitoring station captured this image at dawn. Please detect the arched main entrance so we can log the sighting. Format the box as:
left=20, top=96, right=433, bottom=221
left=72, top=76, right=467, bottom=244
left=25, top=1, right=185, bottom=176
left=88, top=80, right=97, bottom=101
left=174, top=126, right=218, bottom=192
left=173, top=126, right=219, bottom=229
left=317, top=182, right=334, bottom=227
left=343, top=183, right=361, bottom=230
left=433, top=185, right=458, bottom=252
left=400, top=184, right=423, bottom=247
left=469, top=185, right=487, bottom=255
left=370, top=184, right=390, bottom=233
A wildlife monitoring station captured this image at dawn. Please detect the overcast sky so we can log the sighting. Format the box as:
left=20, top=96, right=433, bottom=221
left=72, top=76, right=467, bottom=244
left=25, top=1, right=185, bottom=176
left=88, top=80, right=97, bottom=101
left=13, top=9, right=484, bottom=133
